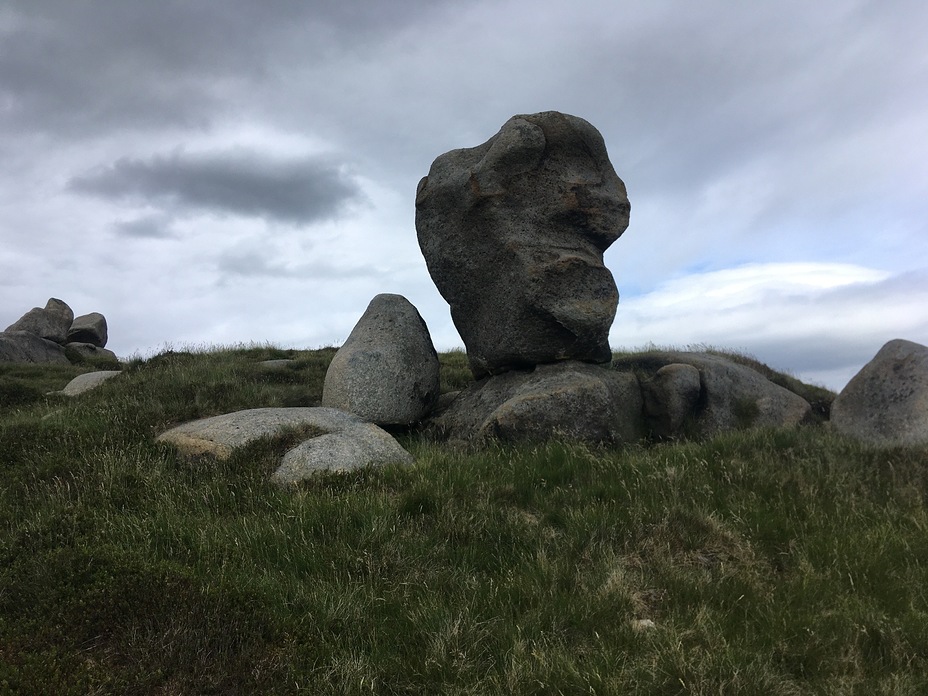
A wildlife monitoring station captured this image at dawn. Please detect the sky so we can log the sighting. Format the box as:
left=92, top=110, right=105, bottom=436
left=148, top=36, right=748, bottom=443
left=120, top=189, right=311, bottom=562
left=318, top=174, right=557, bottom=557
left=2, top=0, right=926, bottom=392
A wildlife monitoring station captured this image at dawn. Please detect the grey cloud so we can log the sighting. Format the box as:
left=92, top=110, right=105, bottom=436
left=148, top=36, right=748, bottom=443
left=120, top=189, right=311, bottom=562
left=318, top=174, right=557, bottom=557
left=113, top=214, right=177, bottom=240
left=70, top=150, right=363, bottom=224
left=217, top=252, right=296, bottom=278
left=578, top=2, right=928, bottom=196
left=217, top=250, right=379, bottom=280
left=1, top=0, right=447, bottom=135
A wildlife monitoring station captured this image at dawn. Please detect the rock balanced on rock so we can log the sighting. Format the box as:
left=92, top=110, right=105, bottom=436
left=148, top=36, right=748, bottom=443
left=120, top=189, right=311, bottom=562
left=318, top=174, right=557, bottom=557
left=416, top=111, right=630, bottom=378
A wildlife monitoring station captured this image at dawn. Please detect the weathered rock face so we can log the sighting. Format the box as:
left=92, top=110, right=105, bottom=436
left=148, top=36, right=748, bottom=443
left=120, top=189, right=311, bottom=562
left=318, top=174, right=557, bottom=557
left=831, top=339, right=928, bottom=447
left=5, top=298, right=74, bottom=344
left=322, top=294, right=440, bottom=426
left=416, top=111, right=630, bottom=377
left=613, top=351, right=812, bottom=439
left=0, top=331, right=70, bottom=364
left=427, top=360, right=643, bottom=446
left=68, top=312, right=108, bottom=347
left=640, top=363, right=702, bottom=439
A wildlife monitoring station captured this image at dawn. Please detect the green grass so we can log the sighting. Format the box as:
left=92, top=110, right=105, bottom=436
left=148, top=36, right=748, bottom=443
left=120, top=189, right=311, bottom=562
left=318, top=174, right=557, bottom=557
left=1, top=346, right=927, bottom=694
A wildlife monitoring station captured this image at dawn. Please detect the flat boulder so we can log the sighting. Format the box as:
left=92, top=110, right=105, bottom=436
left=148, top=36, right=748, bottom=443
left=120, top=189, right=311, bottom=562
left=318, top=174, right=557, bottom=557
left=156, top=407, right=412, bottom=483
left=831, top=339, right=928, bottom=447
left=5, top=298, right=74, bottom=344
left=68, top=312, right=108, bottom=347
left=0, top=331, right=70, bottom=364
left=416, top=111, right=630, bottom=377
left=427, top=360, right=643, bottom=446
left=259, top=359, right=296, bottom=370
left=613, top=351, right=811, bottom=438
left=322, top=294, right=440, bottom=426
left=60, top=370, right=122, bottom=396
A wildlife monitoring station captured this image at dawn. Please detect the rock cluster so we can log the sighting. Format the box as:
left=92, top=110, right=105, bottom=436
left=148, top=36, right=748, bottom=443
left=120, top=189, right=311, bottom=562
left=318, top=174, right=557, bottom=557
left=308, top=111, right=821, bottom=448
left=162, top=112, right=928, bottom=480
left=1, top=298, right=116, bottom=364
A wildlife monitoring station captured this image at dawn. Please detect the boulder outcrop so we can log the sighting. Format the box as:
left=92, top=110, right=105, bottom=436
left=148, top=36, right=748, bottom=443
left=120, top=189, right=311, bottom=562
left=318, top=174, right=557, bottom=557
left=416, top=111, right=630, bottom=378
left=613, top=351, right=812, bottom=439
left=2, top=298, right=113, bottom=365
left=831, top=339, right=928, bottom=447
left=322, top=294, right=440, bottom=426
left=427, top=360, right=643, bottom=446
left=5, top=298, right=74, bottom=344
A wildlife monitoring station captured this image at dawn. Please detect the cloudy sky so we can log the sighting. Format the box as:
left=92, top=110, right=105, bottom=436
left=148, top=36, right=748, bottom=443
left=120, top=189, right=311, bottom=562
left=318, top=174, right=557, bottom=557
left=2, top=0, right=926, bottom=391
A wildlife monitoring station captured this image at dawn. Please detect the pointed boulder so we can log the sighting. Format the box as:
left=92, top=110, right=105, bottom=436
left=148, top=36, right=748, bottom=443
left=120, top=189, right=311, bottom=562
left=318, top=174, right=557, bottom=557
left=322, top=294, right=440, bottom=426
left=831, top=339, right=928, bottom=447
left=5, top=298, right=74, bottom=344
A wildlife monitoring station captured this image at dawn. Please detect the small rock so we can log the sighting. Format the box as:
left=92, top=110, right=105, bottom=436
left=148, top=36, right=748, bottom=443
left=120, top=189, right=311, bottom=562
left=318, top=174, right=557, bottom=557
left=831, top=339, right=928, bottom=447
left=259, top=359, right=296, bottom=370
left=67, top=312, right=108, bottom=347
left=630, top=619, right=656, bottom=632
left=322, top=294, right=440, bottom=426
left=273, top=423, right=413, bottom=483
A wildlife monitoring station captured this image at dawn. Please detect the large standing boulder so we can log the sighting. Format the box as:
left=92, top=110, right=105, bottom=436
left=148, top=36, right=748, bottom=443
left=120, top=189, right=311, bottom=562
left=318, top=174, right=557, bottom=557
left=427, top=360, right=643, bottom=446
left=416, top=111, right=630, bottom=377
left=68, top=312, right=108, bottom=347
left=4, top=298, right=74, bottom=344
left=322, top=294, right=440, bottom=426
left=831, top=339, right=928, bottom=447
left=0, top=331, right=70, bottom=364
left=613, top=351, right=812, bottom=439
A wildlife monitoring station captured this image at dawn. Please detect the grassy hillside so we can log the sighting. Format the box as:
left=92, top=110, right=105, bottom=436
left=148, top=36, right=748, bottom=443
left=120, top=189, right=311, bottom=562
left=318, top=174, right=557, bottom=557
left=1, top=347, right=926, bottom=694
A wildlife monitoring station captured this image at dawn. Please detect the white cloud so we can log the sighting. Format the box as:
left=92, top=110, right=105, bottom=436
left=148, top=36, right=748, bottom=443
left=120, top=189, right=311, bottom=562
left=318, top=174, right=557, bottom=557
left=611, top=263, right=928, bottom=390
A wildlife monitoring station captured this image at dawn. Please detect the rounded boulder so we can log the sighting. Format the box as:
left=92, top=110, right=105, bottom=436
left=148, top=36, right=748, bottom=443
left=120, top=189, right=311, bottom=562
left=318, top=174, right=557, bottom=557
left=831, top=339, right=928, bottom=447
